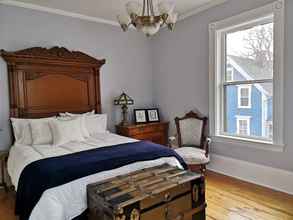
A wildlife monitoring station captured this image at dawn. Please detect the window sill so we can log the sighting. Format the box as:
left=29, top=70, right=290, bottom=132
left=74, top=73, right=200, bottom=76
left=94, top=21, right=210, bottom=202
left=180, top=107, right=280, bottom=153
left=211, top=135, right=285, bottom=152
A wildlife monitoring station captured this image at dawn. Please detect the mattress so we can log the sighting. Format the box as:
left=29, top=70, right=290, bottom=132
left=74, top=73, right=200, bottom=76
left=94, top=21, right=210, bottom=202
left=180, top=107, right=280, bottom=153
left=7, top=132, right=182, bottom=220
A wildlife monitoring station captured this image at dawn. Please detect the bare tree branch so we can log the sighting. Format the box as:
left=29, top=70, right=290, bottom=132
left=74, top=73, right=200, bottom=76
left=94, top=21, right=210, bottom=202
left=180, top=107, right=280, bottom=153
left=242, top=23, right=273, bottom=68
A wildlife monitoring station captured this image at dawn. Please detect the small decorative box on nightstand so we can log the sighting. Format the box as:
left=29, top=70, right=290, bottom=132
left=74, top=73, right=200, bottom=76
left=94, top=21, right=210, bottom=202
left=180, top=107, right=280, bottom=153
left=116, top=122, right=169, bottom=146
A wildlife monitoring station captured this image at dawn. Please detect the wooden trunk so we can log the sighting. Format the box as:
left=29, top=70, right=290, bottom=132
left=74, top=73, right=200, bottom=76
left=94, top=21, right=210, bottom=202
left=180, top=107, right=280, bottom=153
left=87, top=164, right=206, bottom=220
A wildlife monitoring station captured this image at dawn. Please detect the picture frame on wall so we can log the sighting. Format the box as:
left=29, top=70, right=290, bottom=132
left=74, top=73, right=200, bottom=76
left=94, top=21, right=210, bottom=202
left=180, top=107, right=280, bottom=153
left=147, top=108, right=160, bottom=123
left=134, top=109, right=147, bottom=124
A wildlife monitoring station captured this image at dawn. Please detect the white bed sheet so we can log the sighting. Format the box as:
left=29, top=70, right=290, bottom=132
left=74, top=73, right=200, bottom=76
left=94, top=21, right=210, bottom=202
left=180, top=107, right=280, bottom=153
left=7, top=132, right=182, bottom=220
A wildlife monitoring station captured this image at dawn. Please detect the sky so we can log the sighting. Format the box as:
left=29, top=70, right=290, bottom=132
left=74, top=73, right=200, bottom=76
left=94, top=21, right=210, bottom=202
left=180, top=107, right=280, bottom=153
left=226, top=22, right=273, bottom=57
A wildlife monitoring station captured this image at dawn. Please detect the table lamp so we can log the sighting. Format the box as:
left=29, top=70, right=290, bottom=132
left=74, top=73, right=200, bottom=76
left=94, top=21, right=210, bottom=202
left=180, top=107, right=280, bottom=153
left=114, top=92, right=134, bottom=126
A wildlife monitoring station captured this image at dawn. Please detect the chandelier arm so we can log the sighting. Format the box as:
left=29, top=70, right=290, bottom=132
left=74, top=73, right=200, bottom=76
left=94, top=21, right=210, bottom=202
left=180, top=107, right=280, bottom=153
left=160, top=16, right=166, bottom=26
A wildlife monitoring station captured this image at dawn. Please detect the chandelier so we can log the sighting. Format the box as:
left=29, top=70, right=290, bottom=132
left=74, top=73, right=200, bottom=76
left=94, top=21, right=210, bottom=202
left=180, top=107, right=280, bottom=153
left=117, top=0, right=178, bottom=37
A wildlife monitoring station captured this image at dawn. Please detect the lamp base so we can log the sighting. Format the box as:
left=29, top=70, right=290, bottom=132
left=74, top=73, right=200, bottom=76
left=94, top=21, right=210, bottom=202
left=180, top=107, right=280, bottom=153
left=119, top=105, right=129, bottom=127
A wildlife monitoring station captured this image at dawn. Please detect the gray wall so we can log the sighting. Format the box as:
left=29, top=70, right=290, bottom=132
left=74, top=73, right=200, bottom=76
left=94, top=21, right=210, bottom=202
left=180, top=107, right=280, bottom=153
left=0, top=5, right=153, bottom=150
left=151, top=0, right=293, bottom=172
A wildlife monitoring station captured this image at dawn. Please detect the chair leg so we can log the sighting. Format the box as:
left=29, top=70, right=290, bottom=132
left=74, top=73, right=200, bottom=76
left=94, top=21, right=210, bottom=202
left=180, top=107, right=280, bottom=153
left=200, top=165, right=206, bottom=175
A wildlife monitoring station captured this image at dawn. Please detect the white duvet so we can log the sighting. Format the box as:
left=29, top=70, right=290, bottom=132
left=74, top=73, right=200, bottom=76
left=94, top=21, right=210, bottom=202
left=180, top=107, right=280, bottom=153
left=7, top=132, right=182, bottom=220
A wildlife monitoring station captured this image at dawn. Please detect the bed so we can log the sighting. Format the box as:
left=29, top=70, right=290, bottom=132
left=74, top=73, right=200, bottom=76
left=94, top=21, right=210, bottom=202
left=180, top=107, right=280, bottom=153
left=0, top=47, right=186, bottom=220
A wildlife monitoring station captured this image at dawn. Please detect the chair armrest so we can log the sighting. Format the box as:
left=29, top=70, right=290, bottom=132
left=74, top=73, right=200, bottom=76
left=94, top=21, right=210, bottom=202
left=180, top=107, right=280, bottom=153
left=203, top=137, right=211, bottom=157
left=168, top=136, right=177, bottom=148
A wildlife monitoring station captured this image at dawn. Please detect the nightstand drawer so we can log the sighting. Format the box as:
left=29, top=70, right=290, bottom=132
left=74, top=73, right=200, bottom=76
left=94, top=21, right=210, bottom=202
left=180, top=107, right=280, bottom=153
left=128, top=124, right=165, bottom=135
left=116, top=122, right=169, bottom=145
left=132, top=132, right=165, bottom=145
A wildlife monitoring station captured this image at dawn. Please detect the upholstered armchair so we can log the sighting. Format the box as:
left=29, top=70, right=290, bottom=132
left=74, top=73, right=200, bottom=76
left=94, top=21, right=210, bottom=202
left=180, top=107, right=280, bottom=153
left=169, top=111, right=211, bottom=174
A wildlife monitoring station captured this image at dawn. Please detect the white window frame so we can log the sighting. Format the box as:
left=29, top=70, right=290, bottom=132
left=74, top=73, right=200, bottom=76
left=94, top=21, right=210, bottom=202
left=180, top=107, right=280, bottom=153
left=236, top=116, right=251, bottom=136
left=237, top=85, right=252, bottom=108
left=226, top=67, right=234, bottom=81
left=266, top=121, right=273, bottom=138
left=209, top=0, right=285, bottom=151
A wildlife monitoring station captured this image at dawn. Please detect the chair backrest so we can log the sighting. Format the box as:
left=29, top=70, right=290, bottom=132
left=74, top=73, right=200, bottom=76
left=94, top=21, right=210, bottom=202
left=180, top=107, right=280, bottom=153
left=175, top=111, right=208, bottom=148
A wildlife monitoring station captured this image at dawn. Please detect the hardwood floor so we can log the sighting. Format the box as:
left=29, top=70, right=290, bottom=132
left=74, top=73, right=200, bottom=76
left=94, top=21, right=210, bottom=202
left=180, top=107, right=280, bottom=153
left=0, top=171, right=292, bottom=220
left=0, top=189, right=15, bottom=220
left=206, top=171, right=293, bottom=220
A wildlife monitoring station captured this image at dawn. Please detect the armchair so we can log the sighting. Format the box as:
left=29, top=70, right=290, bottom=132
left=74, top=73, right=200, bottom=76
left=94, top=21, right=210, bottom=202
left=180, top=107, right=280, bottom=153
left=170, top=111, right=211, bottom=174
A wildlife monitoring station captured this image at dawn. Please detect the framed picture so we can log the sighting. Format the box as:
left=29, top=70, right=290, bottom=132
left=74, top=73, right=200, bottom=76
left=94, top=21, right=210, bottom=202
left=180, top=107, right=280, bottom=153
left=134, top=109, right=147, bottom=124
left=147, top=108, right=160, bottom=123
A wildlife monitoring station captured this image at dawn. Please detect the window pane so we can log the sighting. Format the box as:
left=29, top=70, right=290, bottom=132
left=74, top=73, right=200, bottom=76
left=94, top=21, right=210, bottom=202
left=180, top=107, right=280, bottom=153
left=226, top=22, right=274, bottom=82
left=241, top=88, right=249, bottom=97
left=239, top=119, right=249, bottom=135
left=226, top=68, right=234, bottom=81
left=224, top=83, right=273, bottom=140
left=241, top=98, right=249, bottom=107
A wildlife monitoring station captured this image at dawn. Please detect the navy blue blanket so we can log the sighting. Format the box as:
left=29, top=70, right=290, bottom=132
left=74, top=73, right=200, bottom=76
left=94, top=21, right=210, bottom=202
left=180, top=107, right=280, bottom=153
left=16, top=141, right=187, bottom=220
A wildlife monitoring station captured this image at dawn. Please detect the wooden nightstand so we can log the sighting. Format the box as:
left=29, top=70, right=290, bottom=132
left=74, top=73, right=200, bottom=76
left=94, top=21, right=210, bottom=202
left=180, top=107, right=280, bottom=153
left=116, top=122, right=169, bottom=145
left=0, top=150, right=8, bottom=192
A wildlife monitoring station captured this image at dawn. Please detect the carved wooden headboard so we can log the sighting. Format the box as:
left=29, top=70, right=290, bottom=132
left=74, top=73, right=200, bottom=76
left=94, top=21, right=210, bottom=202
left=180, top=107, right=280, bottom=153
left=0, top=47, right=105, bottom=118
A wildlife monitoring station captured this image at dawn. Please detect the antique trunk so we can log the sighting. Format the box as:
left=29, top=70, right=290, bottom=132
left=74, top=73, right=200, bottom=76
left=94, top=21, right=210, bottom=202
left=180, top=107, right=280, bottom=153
left=87, top=164, right=206, bottom=220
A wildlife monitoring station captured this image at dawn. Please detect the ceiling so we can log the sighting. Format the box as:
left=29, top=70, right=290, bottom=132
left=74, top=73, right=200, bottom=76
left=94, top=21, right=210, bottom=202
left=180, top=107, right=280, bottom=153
left=1, top=0, right=226, bottom=25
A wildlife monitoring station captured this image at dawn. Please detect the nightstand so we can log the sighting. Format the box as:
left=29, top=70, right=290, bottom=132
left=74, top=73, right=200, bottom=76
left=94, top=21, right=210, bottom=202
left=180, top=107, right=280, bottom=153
left=116, top=122, right=169, bottom=145
left=0, top=150, right=8, bottom=192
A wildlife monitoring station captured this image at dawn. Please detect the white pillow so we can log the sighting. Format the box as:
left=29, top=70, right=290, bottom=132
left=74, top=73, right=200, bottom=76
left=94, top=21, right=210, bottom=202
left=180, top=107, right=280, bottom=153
left=65, top=112, right=107, bottom=135
left=49, top=117, right=85, bottom=146
left=11, top=118, right=33, bottom=145
left=11, top=117, right=55, bottom=146
left=84, top=114, right=107, bottom=135
left=59, top=110, right=95, bottom=117
left=30, top=118, right=55, bottom=145
left=58, top=114, right=90, bottom=138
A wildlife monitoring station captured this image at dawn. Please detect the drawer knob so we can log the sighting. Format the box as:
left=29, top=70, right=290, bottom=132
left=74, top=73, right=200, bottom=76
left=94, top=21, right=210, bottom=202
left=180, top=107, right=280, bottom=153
left=192, top=185, right=199, bottom=202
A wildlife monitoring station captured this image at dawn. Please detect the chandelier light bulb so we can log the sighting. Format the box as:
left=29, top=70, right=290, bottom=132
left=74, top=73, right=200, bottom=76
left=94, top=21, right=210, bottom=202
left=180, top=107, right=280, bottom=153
left=167, top=12, right=178, bottom=24
left=141, top=24, right=161, bottom=37
left=117, top=14, right=131, bottom=25
left=158, top=1, right=175, bottom=15
left=126, top=1, right=142, bottom=16
left=117, top=14, right=131, bottom=31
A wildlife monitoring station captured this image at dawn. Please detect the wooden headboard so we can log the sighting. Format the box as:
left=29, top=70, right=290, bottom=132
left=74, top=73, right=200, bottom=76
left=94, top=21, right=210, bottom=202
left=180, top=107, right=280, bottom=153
left=0, top=47, right=105, bottom=118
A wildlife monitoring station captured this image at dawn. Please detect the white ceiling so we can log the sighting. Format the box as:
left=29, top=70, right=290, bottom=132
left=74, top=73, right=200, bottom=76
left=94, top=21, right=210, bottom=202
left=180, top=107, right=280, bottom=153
left=1, top=0, right=226, bottom=25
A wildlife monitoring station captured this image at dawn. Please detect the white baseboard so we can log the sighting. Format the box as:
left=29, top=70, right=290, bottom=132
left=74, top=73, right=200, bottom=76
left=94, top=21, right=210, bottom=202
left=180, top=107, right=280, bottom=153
left=207, top=154, right=293, bottom=195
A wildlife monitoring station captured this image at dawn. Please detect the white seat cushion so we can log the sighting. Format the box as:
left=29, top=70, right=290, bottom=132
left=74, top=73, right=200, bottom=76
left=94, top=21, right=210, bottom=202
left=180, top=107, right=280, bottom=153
left=175, top=147, right=209, bottom=165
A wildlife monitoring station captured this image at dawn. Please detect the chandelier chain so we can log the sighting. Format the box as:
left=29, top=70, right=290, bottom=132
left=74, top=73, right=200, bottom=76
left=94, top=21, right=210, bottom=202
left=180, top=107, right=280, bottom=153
left=142, top=0, right=145, bottom=16
left=150, top=0, right=155, bottom=16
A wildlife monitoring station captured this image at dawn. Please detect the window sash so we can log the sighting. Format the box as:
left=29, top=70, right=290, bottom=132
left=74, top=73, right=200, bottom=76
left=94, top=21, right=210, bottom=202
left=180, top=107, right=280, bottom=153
left=223, top=79, right=273, bottom=86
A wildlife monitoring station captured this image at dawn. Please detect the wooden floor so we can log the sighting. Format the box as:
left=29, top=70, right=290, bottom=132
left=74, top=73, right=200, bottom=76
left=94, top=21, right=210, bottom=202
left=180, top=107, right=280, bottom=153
left=205, top=171, right=293, bottom=220
left=0, top=171, right=293, bottom=220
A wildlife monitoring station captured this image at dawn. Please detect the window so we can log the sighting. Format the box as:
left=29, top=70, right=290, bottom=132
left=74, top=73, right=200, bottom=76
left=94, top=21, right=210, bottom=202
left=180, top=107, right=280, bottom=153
left=209, top=0, right=284, bottom=147
left=236, top=116, right=251, bottom=136
left=226, top=67, right=234, bottom=81
left=238, top=85, right=251, bottom=108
